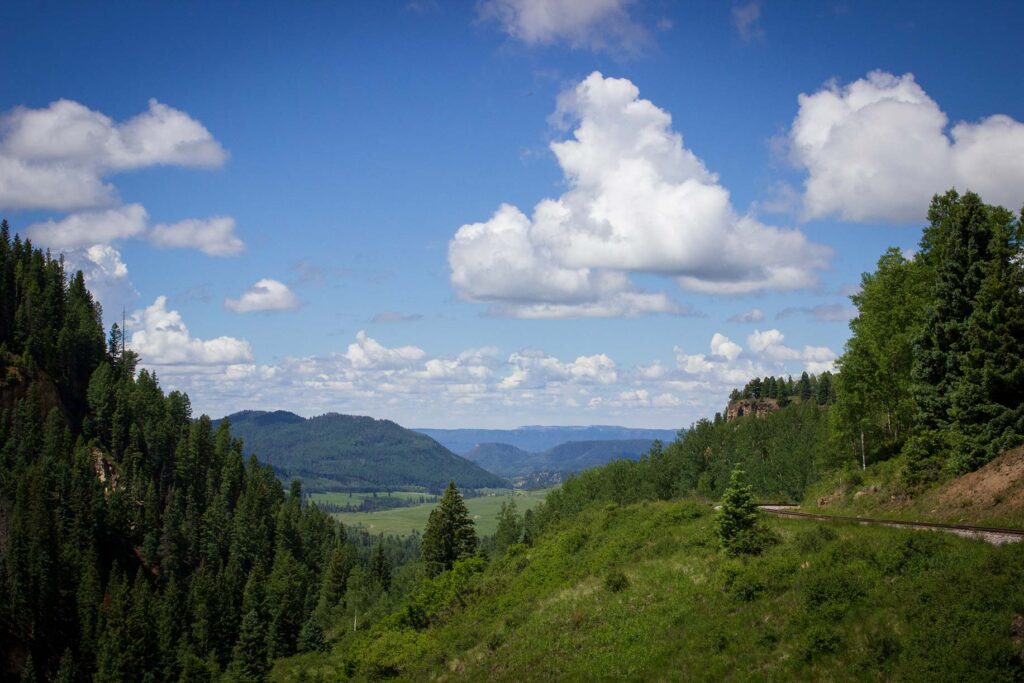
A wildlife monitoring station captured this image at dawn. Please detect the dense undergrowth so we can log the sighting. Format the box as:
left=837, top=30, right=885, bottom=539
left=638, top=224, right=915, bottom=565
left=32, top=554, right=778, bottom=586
left=276, top=499, right=1024, bottom=681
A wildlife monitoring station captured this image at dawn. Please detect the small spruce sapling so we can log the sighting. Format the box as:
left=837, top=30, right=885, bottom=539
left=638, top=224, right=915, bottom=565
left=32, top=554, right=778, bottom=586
left=716, top=468, right=775, bottom=556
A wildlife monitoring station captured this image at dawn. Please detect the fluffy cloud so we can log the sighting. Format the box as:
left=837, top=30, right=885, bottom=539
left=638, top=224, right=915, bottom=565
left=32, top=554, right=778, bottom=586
left=148, top=325, right=836, bottom=428
left=63, top=244, right=138, bottom=315
left=790, top=70, right=1024, bottom=223
left=27, top=204, right=148, bottom=249
left=710, top=333, right=742, bottom=361
left=674, top=328, right=836, bottom=398
left=344, top=330, right=426, bottom=369
left=128, top=296, right=253, bottom=366
left=499, top=350, right=617, bottom=389
left=478, top=0, right=647, bottom=53
left=449, top=73, right=829, bottom=317
left=747, top=328, right=836, bottom=369
left=225, top=279, right=301, bottom=313
left=0, top=98, right=226, bottom=211
left=150, top=216, right=244, bottom=256
left=27, top=205, right=244, bottom=257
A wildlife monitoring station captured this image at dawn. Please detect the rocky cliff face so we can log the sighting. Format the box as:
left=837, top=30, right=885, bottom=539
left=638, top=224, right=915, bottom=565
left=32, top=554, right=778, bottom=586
left=725, top=399, right=780, bottom=421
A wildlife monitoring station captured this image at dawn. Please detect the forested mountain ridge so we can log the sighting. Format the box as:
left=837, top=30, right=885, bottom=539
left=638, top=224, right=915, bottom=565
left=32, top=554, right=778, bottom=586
left=217, top=410, right=507, bottom=492
left=463, top=439, right=663, bottom=478
left=0, top=223, right=358, bottom=682
left=415, top=425, right=680, bottom=455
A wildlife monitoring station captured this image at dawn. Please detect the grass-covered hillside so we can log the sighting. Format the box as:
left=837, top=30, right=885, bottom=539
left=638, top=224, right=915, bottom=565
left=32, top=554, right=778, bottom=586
left=220, top=410, right=507, bottom=492
left=276, top=498, right=1024, bottom=681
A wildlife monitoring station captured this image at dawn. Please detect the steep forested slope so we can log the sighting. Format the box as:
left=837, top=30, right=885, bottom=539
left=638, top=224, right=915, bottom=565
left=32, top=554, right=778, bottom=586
left=219, top=410, right=507, bottom=492
left=0, top=224, right=348, bottom=682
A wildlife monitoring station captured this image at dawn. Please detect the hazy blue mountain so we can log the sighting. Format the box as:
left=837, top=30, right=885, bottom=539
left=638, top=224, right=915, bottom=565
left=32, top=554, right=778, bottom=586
left=218, top=410, right=507, bottom=492
left=463, top=438, right=666, bottom=478
left=415, top=425, right=681, bottom=455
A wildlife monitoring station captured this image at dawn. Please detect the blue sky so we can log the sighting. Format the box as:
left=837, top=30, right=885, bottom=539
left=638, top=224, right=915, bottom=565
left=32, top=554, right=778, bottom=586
left=2, top=0, right=1022, bottom=428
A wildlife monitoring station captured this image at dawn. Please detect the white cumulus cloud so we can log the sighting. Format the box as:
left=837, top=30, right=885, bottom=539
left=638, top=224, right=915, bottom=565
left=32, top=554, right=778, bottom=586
left=710, top=332, right=743, bottom=361
left=344, top=330, right=426, bottom=369
left=63, top=244, right=138, bottom=316
left=151, top=216, right=244, bottom=256
left=790, top=70, right=1024, bottom=223
left=26, top=204, right=148, bottom=249
left=478, top=0, right=647, bottom=53
left=225, top=279, right=301, bottom=313
left=747, top=328, right=836, bottom=369
left=129, top=296, right=253, bottom=366
left=0, top=98, right=226, bottom=211
left=449, top=72, right=829, bottom=318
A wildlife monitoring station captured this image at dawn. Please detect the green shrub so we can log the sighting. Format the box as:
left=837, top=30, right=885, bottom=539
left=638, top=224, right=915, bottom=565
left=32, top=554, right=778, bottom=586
left=604, top=569, right=629, bottom=593
left=801, top=625, right=841, bottom=662
left=793, top=526, right=837, bottom=554
left=564, top=528, right=589, bottom=554
left=901, top=431, right=948, bottom=489
left=802, top=567, right=865, bottom=618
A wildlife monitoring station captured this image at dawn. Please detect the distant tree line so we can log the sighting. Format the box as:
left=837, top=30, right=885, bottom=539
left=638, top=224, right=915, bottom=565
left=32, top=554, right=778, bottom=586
left=728, top=371, right=835, bottom=407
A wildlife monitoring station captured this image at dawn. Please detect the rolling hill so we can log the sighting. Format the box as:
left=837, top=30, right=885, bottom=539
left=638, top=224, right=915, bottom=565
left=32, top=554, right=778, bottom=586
left=218, top=410, right=507, bottom=492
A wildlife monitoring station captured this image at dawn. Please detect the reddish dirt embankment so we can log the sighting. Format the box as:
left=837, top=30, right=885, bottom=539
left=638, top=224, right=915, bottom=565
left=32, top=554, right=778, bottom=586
left=931, top=446, right=1024, bottom=523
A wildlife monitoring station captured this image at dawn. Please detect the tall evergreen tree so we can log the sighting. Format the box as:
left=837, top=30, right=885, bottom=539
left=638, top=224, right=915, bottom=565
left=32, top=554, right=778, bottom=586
left=912, top=190, right=995, bottom=431
left=370, top=540, right=392, bottom=592
left=493, top=498, right=523, bottom=554
left=947, top=206, right=1024, bottom=470
left=421, top=481, right=478, bottom=576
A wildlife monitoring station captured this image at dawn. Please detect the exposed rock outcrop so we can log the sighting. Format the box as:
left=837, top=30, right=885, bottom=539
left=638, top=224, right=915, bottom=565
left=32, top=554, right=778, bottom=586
left=725, top=399, right=780, bottom=421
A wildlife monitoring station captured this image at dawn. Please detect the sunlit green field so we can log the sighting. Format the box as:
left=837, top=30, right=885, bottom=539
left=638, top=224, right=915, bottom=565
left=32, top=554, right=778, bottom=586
left=332, top=488, right=550, bottom=536
left=309, top=490, right=436, bottom=507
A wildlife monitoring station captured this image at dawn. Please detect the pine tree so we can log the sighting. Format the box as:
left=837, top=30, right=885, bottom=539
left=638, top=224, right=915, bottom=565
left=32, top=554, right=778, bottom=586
left=816, top=373, right=832, bottom=406
left=317, top=544, right=353, bottom=614
left=54, top=649, right=76, bottom=683
left=19, top=653, right=36, bottom=683
left=226, top=567, right=270, bottom=683
left=913, top=190, right=995, bottom=431
left=493, top=498, right=522, bottom=554
left=947, top=206, right=1024, bottom=471
left=370, top=540, right=392, bottom=592
left=421, top=481, right=478, bottom=576
left=715, top=469, right=773, bottom=556
left=297, top=616, right=327, bottom=653
left=798, top=372, right=812, bottom=401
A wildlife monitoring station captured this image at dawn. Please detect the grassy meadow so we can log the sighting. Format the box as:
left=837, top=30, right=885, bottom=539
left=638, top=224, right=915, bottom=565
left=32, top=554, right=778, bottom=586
left=329, top=488, right=549, bottom=537
left=309, top=490, right=437, bottom=507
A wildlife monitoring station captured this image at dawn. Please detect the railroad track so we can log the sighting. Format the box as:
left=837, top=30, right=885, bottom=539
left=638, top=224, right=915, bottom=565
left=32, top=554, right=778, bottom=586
left=756, top=505, right=1024, bottom=545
